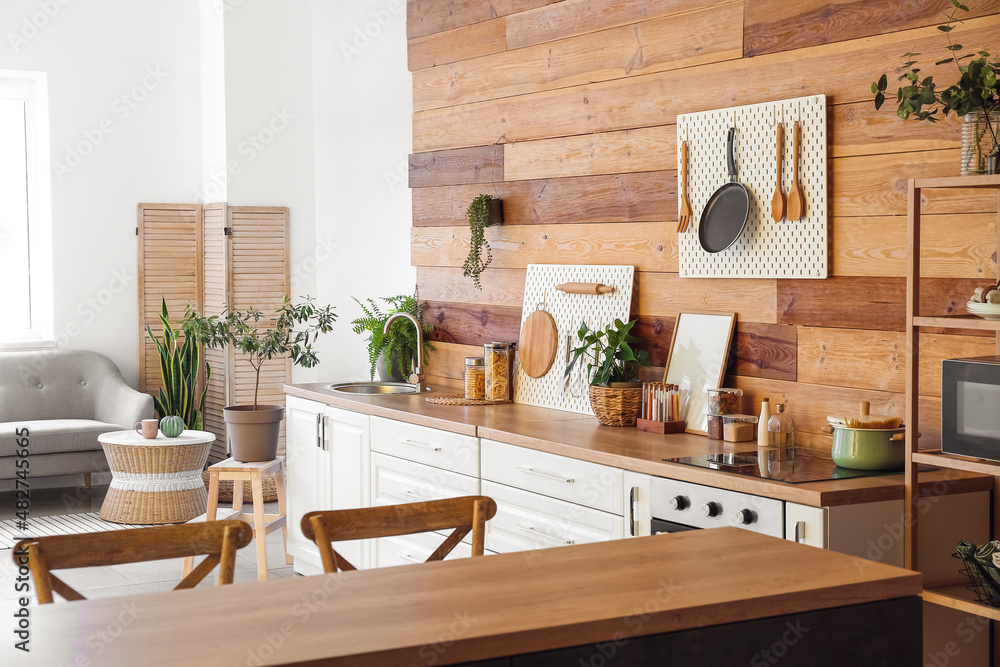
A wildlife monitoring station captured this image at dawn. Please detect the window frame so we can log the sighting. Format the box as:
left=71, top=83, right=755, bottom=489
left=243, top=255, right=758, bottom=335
left=0, top=69, right=53, bottom=349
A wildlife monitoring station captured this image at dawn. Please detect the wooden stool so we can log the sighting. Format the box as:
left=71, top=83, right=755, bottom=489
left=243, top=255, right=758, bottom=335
left=183, top=457, right=291, bottom=581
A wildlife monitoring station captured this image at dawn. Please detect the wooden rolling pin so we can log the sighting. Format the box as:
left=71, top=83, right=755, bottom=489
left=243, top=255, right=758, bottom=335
left=555, top=282, right=615, bottom=295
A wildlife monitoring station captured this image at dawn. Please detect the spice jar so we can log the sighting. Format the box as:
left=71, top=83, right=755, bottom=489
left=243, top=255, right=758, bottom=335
left=722, top=414, right=758, bottom=443
left=483, top=342, right=511, bottom=401
left=706, top=388, right=743, bottom=415
left=464, top=357, right=485, bottom=400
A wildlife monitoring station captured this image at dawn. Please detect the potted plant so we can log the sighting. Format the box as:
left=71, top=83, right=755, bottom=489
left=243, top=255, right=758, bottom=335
left=181, top=296, right=337, bottom=462
left=350, top=291, right=435, bottom=381
left=871, top=0, right=999, bottom=174
left=147, top=298, right=210, bottom=431
left=565, top=318, right=651, bottom=427
left=463, top=194, right=503, bottom=290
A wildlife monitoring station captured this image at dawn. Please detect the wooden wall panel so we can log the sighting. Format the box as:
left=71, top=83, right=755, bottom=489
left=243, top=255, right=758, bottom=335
left=412, top=17, right=1000, bottom=152
left=202, top=203, right=229, bottom=463
left=412, top=3, right=742, bottom=111
left=408, top=0, right=1000, bottom=452
left=412, top=171, right=673, bottom=227
left=744, top=0, right=1000, bottom=58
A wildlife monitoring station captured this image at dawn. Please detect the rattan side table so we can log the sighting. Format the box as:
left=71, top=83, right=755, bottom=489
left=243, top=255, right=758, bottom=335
left=98, top=430, right=215, bottom=524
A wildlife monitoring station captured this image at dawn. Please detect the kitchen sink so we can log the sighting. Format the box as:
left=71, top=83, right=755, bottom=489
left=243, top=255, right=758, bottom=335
left=323, top=382, right=431, bottom=395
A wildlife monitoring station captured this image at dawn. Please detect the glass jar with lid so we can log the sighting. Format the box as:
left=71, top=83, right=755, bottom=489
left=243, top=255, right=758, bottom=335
left=464, top=357, right=485, bottom=400
left=483, top=342, right=511, bottom=401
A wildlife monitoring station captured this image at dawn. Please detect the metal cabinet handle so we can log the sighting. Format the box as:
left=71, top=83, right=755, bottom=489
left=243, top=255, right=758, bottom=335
left=794, top=520, right=806, bottom=543
left=321, top=415, right=327, bottom=452
left=629, top=487, right=638, bottom=537
left=515, top=466, right=575, bottom=484
left=400, top=553, right=423, bottom=564
left=315, top=414, right=322, bottom=449
left=514, top=523, right=575, bottom=545
left=398, top=438, right=442, bottom=452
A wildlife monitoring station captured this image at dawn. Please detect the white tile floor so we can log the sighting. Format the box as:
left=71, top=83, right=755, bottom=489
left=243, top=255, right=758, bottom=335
left=0, top=483, right=296, bottom=609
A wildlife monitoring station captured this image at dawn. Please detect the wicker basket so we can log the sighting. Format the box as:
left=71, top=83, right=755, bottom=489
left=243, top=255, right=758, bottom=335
left=588, top=384, right=643, bottom=427
left=201, top=469, right=279, bottom=503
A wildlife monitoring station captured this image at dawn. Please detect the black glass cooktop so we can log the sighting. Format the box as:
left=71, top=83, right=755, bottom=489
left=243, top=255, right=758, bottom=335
left=662, top=448, right=930, bottom=484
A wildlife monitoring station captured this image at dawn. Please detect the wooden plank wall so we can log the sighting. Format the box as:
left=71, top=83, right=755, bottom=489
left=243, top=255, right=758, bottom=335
left=407, top=0, right=1000, bottom=451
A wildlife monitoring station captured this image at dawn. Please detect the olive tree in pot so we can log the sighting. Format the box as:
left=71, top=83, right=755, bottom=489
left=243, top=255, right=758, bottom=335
left=182, top=296, right=336, bottom=462
left=565, top=318, right=650, bottom=427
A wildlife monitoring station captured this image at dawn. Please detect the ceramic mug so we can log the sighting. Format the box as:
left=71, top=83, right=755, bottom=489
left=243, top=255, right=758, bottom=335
left=134, top=419, right=159, bottom=439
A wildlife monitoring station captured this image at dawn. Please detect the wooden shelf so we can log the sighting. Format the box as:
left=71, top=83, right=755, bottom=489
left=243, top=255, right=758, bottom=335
left=913, top=315, right=1000, bottom=332
left=913, top=175, right=1000, bottom=189
left=913, top=450, right=1000, bottom=476
left=923, top=584, right=1000, bottom=621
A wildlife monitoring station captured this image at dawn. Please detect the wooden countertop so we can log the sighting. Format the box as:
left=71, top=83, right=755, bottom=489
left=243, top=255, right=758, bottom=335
left=285, top=383, right=991, bottom=507
left=33, top=528, right=921, bottom=667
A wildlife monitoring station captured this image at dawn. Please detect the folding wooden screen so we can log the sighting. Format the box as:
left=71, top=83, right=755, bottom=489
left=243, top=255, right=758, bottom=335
left=138, top=203, right=290, bottom=463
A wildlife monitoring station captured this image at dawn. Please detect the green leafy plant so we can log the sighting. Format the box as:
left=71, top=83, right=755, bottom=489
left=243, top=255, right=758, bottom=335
left=351, top=291, right=434, bottom=380
left=463, top=194, right=495, bottom=290
left=147, top=297, right=210, bottom=430
left=181, top=296, right=337, bottom=409
left=871, top=0, right=998, bottom=152
left=565, top=318, right=650, bottom=386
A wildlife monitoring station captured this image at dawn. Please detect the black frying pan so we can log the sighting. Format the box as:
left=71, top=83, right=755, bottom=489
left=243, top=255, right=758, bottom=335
left=698, top=127, right=750, bottom=253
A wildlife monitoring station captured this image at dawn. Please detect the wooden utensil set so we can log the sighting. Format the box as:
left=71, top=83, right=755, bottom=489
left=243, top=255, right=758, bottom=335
left=678, top=112, right=806, bottom=235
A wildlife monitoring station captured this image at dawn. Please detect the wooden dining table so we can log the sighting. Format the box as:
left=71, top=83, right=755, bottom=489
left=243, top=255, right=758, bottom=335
left=28, top=527, right=921, bottom=666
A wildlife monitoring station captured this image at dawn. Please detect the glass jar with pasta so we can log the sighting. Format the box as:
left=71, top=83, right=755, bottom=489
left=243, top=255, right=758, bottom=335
left=483, top=342, right=511, bottom=401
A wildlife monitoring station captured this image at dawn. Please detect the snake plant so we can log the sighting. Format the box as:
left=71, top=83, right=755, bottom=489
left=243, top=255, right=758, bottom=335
left=147, top=298, right=210, bottom=430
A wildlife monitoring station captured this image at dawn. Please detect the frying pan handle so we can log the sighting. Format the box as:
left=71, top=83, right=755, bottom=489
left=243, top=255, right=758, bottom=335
left=726, top=127, right=738, bottom=180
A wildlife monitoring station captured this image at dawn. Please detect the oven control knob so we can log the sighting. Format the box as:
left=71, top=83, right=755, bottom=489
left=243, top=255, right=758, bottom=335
left=702, top=502, right=722, bottom=518
left=734, top=509, right=756, bottom=525
left=669, top=495, right=690, bottom=511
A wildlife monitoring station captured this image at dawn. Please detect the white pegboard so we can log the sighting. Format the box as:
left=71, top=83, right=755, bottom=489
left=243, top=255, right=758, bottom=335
left=677, top=95, right=827, bottom=278
left=513, top=264, right=634, bottom=415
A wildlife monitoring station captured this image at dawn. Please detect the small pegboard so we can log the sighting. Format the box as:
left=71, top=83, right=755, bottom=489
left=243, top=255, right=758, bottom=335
left=513, top=264, right=634, bottom=415
left=677, top=95, right=827, bottom=279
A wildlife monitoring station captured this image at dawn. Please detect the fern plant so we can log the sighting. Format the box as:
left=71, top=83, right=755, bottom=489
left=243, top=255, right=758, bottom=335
left=463, top=194, right=495, bottom=290
left=351, top=291, right=435, bottom=380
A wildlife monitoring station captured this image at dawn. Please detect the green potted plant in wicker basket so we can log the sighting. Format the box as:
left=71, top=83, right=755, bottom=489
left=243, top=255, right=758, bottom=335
left=565, top=318, right=650, bottom=427
left=182, top=296, right=336, bottom=462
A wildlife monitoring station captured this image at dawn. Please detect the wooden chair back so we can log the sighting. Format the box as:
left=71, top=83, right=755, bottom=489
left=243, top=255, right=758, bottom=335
left=13, top=520, right=253, bottom=603
left=301, top=496, right=497, bottom=573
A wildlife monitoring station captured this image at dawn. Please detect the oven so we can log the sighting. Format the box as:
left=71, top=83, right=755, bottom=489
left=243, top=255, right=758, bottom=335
left=649, top=476, right=785, bottom=537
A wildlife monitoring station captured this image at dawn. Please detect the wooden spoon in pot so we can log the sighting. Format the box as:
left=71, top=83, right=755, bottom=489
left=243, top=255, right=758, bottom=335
left=770, top=122, right=785, bottom=223
left=787, top=121, right=805, bottom=222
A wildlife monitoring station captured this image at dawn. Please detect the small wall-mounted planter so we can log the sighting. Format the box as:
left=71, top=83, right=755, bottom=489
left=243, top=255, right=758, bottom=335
left=486, top=198, right=504, bottom=226
left=464, top=194, right=503, bottom=290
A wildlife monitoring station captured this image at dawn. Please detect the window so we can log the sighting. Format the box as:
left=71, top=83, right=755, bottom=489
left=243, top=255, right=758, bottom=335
left=0, top=70, right=52, bottom=347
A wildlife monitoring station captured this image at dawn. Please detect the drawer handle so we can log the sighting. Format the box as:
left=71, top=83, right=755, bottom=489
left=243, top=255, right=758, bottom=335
left=400, top=552, right=423, bottom=564
left=514, top=524, right=575, bottom=546
left=794, top=520, right=806, bottom=544
left=398, top=438, right=442, bottom=452
left=515, top=466, right=575, bottom=484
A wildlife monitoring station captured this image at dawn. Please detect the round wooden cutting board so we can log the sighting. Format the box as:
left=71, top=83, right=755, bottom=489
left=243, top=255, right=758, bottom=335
left=519, top=308, right=558, bottom=378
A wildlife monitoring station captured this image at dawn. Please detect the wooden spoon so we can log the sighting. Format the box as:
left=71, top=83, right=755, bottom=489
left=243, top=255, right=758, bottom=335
left=787, top=121, right=805, bottom=221
left=770, top=123, right=785, bottom=223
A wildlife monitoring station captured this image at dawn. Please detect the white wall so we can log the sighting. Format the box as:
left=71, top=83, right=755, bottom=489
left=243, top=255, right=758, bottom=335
left=310, top=0, right=414, bottom=383
left=0, top=0, right=413, bottom=386
left=0, top=0, right=204, bottom=384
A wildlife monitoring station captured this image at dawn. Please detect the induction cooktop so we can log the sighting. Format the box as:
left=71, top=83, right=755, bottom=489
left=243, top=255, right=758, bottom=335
left=662, top=447, right=929, bottom=484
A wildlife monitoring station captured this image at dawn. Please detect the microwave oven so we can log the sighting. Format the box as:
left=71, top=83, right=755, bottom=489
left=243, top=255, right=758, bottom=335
left=942, top=356, right=1000, bottom=461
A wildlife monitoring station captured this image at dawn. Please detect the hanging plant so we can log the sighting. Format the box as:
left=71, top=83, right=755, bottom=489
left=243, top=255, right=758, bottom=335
left=462, top=194, right=502, bottom=290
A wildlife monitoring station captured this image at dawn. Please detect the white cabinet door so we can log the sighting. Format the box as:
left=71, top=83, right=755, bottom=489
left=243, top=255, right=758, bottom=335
left=623, top=471, right=652, bottom=538
left=324, top=405, right=371, bottom=570
left=285, top=396, right=330, bottom=575
left=371, top=453, right=479, bottom=507
left=371, top=417, right=479, bottom=476
left=785, top=502, right=827, bottom=549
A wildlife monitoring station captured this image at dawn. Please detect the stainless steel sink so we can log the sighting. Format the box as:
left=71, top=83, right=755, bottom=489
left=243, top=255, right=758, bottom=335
left=323, top=382, right=430, bottom=395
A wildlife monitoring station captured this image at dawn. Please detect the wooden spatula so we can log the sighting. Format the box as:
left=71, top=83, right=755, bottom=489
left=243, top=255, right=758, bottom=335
left=787, top=121, right=805, bottom=221
left=770, top=123, right=785, bottom=223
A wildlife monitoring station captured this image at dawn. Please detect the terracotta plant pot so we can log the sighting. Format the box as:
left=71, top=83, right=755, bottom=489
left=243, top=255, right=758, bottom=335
left=224, top=405, right=285, bottom=462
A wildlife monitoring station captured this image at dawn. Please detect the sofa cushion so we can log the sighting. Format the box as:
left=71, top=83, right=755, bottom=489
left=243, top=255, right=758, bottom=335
left=0, top=450, right=110, bottom=480
left=0, top=420, right=121, bottom=456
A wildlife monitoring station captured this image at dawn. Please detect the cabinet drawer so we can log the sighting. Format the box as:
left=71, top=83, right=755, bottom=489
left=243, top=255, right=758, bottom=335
left=371, top=452, right=479, bottom=507
left=371, top=417, right=479, bottom=476
left=374, top=532, right=490, bottom=569
left=481, top=439, right=623, bottom=514
left=483, top=481, right=623, bottom=554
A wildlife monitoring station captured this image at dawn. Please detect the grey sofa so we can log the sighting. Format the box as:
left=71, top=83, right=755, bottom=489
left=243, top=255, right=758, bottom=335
left=0, top=350, right=153, bottom=485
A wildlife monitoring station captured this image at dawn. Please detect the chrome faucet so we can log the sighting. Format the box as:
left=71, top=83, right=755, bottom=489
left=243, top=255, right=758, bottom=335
left=383, top=312, right=425, bottom=392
